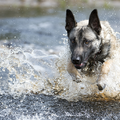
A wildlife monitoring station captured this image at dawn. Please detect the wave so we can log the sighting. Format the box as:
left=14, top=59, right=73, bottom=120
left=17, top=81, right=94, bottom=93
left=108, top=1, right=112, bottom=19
left=0, top=37, right=120, bottom=102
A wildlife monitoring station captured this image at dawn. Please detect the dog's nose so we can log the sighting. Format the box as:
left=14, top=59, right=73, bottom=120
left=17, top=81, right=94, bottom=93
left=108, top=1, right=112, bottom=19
left=97, top=84, right=106, bottom=91
left=72, top=56, right=81, bottom=64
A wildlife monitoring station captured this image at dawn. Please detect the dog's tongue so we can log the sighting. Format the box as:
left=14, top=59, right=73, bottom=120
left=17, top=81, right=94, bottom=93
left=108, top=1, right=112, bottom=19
left=75, top=63, right=84, bottom=67
left=80, top=63, right=84, bottom=67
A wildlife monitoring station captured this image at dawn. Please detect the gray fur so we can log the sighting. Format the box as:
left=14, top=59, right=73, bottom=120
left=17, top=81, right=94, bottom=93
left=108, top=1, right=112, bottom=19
left=65, top=9, right=116, bottom=91
left=65, top=9, right=110, bottom=69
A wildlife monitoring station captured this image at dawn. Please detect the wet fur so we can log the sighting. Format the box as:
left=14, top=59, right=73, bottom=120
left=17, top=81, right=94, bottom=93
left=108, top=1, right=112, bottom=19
left=65, top=9, right=116, bottom=90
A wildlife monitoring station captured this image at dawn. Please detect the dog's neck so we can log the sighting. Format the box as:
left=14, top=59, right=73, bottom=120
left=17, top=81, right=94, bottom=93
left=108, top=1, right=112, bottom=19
left=93, top=38, right=110, bottom=63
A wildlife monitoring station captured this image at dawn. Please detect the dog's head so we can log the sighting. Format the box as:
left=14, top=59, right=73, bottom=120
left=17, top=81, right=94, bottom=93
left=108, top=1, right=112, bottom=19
left=65, top=9, right=102, bottom=69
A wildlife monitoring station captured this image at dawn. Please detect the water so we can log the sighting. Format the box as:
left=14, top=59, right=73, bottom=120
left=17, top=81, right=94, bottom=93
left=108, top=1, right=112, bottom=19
left=0, top=8, right=120, bottom=119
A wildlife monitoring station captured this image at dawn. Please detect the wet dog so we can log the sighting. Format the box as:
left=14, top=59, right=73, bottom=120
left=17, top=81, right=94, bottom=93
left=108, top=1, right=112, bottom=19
left=65, top=9, right=116, bottom=91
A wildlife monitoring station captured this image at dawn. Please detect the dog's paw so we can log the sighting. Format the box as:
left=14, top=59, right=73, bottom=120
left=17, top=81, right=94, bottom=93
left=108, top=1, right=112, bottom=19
left=97, top=83, right=106, bottom=91
left=73, top=79, right=82, bottom=83
left=73, top=75, right=82, bottom=83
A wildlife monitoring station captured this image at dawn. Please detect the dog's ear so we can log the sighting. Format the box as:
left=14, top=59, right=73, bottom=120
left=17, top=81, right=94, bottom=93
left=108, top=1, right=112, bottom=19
left=65, top=9, right=77, bottom=34
left=88, top=9, right=101, bottom=35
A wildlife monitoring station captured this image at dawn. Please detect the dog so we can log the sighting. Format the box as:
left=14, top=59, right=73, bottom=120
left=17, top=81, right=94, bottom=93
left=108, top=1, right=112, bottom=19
left=65, top=9, right=117, bottom=91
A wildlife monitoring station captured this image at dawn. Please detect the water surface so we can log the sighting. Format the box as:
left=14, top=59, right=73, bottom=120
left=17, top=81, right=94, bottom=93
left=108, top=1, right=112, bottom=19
left=0, top=8, right=120, bottom=120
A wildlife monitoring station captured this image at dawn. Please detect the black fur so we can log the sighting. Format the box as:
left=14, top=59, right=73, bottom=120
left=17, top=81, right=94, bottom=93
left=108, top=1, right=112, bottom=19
left=65, top=9, right=110, bottom=70
left=65, top=9, right=113, bottom=91
left=65, top=9, right=77, bottom=36
left=88, top=9, right=101, bottom=35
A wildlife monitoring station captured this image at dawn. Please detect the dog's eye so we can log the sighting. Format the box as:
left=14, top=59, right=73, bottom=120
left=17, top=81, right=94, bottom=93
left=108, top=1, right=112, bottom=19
left=71, top=38, right=76, bottom=44
left=85, top=41, right=89, bottom=44
left=84, top=40, right=90, bottom=45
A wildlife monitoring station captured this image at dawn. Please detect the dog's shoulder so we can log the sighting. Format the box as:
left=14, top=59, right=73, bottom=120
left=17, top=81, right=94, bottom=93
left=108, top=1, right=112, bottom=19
left=100, top=21, right=116, bottom=57
left=100, top=21, right=115, bottom=39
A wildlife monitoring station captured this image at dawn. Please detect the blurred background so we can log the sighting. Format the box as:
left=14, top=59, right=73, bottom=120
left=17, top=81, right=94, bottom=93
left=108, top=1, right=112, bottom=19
left=0, top=0, right=119, bottom=53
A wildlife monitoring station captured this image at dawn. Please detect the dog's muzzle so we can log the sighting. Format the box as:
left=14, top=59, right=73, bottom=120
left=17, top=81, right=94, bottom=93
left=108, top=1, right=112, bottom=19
left=72, top=56, right=87, bottom=69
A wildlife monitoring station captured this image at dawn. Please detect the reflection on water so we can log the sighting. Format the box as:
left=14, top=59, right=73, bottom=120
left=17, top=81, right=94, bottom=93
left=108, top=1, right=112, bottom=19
left=0, top=7, right=120, bottom=120
left=0, top=7, right=48, bottom=18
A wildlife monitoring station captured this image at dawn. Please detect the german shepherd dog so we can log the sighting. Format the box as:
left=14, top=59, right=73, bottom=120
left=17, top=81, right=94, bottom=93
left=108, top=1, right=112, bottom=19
left=65, top=9, right=116, bottom=91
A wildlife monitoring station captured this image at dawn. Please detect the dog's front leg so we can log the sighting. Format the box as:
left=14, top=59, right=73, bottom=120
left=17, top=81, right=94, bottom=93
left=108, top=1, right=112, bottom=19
left=67, top=62, right=82, bottom=83
left=97, top=59, right=112, bottom=91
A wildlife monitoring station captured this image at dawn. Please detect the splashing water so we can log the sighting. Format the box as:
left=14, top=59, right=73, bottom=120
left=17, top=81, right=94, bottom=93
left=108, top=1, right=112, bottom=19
left=1, top=8, right=120, bottom=120
left=1, top=34, right=120, bottom=102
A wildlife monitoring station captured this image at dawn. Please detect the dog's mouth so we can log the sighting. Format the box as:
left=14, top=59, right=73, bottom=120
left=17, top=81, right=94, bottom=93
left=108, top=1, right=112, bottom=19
left=74, top=62, right=87, bottom=69
left=74, top=56, right=89, bottom=69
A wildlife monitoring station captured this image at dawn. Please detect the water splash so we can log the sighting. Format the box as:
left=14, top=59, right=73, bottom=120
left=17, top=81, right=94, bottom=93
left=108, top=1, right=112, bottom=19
left=1, top=39, right=120, bottom=102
